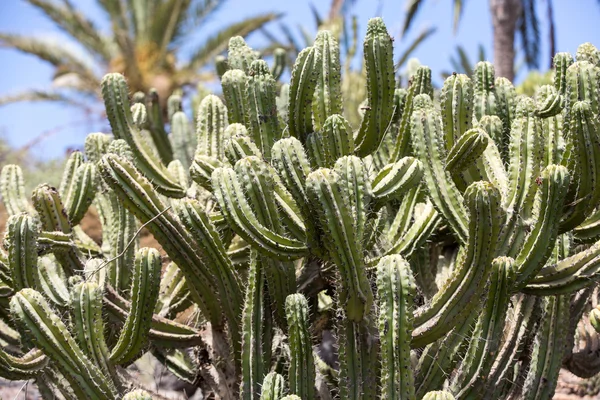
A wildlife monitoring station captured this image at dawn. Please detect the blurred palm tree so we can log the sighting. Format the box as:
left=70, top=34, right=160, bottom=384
left=0, top=0, right=280, bottom=108
left=400, top=0, right=597, bottom=81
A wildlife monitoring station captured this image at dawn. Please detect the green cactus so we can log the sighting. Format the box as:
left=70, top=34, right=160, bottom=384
left=2, top=22, right=600, bottom=400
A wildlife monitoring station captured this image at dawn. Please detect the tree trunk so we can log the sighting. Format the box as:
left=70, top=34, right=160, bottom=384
left=489, top=0, right=522, bottom=81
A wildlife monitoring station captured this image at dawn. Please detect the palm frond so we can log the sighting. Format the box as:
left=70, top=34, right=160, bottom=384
left=278, top=22, right=302, bottom=55
left=179, top=0, right=224, bottom=38
left=181, top=13, right=281, bottom=76
left=456, top=45, right=473, bottom=76
left=151, top=0, right=189, bottom=52
left=546, top=0, right=556, bottom=68
left=128, top=0, right=152, bottom=41
left=25, top=0, right=113, bottom=61
left=0, top=34, right=98, bottom=82
left=402, top=0, right=426, bottom=36
left=309, top=3, right=323, bottom=28
left=0, top=90, right=80, bottom=107
left=395, top=26, right=436, bottom=69
left=453, top=0, right=465, bottom=33
left=517, top=0, right=540, bottom=69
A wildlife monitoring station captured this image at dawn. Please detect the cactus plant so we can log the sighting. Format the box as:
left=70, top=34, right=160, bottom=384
left=1, top=20, right=600, bottom=400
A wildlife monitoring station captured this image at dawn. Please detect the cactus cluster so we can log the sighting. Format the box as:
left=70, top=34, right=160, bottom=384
left=1, top=16, right=600, bottom=400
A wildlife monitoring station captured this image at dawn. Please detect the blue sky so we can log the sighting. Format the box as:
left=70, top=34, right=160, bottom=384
left=0, top=0, right=599, bottom=159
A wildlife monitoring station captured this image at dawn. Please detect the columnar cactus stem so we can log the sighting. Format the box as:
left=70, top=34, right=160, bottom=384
left=109, top=248, right=162, bottom=365
left=497, top=97, right=542, bottom=256
left=473, top=61, right=498, bottom=122
left=228, top=36, right=258, bottom=73
left=241, top=253, right=269, bottom=399
left=101, top=73, right=185, bottom=198
left=553, top=52, right=574, bottom=96
left=260, top=371, right=285, bottom=400
left=6, top=214, right=39, bottom=291
left=99, top=154, right=222, bottom=325
left=0, top=348, right=47, bottom=380
left=271, top=48, right=286, bottom=80
left=288, top=46, right=322, bottom=140
left=376, top=255, right=416, bottom=400
left=410, top=94, right=468, bottom=244
left=246, top=60, right=279, bottom=159
left=70, top=281, right=119, bottom=383
left=222, top=69, right=250, bottom=126
left=122, top=389, right=153, bottom=399
left=560, top=100, right=600, bottom=232
left=337, top=313, right=379, bottom=400
left=225, top=123, right=263, bottom=164
left=146, top=88, right=175, bottom=164
left=391, top=66, right=433, bottom=161
left=440, top=73, right=473, bottom=152
left=61, top=162, right=97, bottom=226
left=306, top=166, right=373, bottom=322
left=513, top=165, right=569, bottom=288
left=520, top=295, right=570, bottom=400
left=523, top=238, right=600, bottom=294
left=211, top=166, right=308, bottom=260
left=176, top=198, right=243, bottom=353
left=484, top=295, right=540, bottom=398
left=412, top=181, right=502, bottom=347
left=415, top=317, right=475, bottom=397
left=10, top=289, right=119, bottom=399
left=37, top=256, right=69, bottom=306
left=0, top=165, right=31, bottom=217
left=450, top=257, right=515, bottom=398
left=312, top=31, right=343, bottom=132
left=286, top=293, right=315, bottom=399
left=170, top=110, right=196, bottom=170
left=576, top=42, right=600, bottom=66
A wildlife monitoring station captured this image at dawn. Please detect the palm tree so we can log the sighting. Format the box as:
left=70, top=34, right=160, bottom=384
left=401, top=0, right=597, bottom=81
left=0, top=0, right=279, bottom=108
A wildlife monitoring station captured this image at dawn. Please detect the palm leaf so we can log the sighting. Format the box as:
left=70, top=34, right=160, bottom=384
left=309, top=3, right=323, bottom=28
left=456, top=45, right=473, bottom=76
left=0, top=34, right=98, bottom=82
left=517, top=0, right=540, bottom=69
left=453, top=0, right=465, bottom=33
left=25, top=0, right=113, bottom=61
left=0, top=90, right=80, bottom=106
left=402, top=0, right=426, bottom=35
left=182, top=13, right=281, bottom=74
left=395, top=26, right=436, bottom=69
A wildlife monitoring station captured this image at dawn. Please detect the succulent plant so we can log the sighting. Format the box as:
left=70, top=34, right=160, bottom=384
left=1, top=19, right=600, bottom=400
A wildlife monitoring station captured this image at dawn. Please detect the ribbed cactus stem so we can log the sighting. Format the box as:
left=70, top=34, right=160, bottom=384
left=260, top=371, right=285, bottom=400
left=6, top=214, right=39, bottom=291
left=222, top=69, right=250, bottom=125
left=228, top=36, right=258, bottom=73
left=286, top=294, right=315, bottom=399
left=100, top=73, right=184, bottom=198
left=391, top=66, right=433, bottom=161
left=10, top=289, right=118, bottom=399
left=288, top=46, right=322, bottom=140
left=146, top=88, right=175, bottom=164
left=312, top=30, right=343, bottom=132
left=410, top=94, right=468, bottom=244
left=99, top=154, right=222, bottom=325
left=440, top=73, right=473, bottom=152
left=109, top=248, right=162, bottom=365
left=354, top=18, right=395, bottom=156
left=240, top=253, right=269, bottom=399
left=412, top=181, right=502, bottom=347
left=520, top=295, right=569, bottom=400
left=246, top=60, right=280, bottom=159
left=0, top=165, right=30, bottom=217
left=376, top=255, right=416, bottom=400
left=70, top=281, right=119, bottom=384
